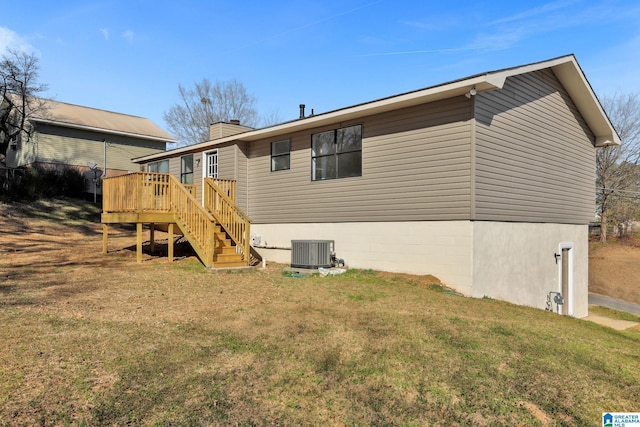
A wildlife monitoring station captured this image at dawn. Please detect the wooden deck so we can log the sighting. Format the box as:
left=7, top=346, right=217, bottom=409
left=101, top=172, right=252, bottom=268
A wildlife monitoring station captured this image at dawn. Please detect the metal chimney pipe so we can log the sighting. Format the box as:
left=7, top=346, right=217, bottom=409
left=299, top=104, right=306, bottom=119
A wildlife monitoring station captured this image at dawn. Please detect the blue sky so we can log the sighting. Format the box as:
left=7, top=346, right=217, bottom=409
left=2, top=0, right=639, bottom=140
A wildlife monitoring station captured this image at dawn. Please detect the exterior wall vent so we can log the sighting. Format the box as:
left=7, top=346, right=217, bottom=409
left=291, top=240, right=334, bottom=269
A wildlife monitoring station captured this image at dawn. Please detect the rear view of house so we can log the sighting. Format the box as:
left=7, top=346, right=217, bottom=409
left=104, top=54, right=619, bottom=318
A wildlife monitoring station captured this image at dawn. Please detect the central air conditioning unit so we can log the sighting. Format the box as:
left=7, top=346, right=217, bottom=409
left=291, top=240, right=334, bottom=269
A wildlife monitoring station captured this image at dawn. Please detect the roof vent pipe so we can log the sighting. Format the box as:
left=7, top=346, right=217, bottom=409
left=230, top=119, right=240, bottom=125
left=299, top=104, right=305, bottom=119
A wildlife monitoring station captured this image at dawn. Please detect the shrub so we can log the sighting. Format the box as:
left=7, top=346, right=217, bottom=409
left=0, top=164, right=87, bottom=201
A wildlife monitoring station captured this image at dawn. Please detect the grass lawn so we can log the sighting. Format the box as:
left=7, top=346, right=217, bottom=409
left=1, top=198, right=639, bottom=426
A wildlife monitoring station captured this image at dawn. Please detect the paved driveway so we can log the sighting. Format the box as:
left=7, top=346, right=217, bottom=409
left=589, top=293, right=640, bottom=316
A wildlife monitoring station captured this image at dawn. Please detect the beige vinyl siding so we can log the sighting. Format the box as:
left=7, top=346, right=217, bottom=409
left=192, top=152, right=203, bottom=201
left=168, top=157, right=180, bottom=177
left=236, top=143, right=249, bottom=212
left=209, top=123, right=253, bottom=140
left=217, top=144, right=236, bottom=181
left=212, top=143, right=244, bottom=205
left=34, top=124, right=165, bottom=172
left=247, top=98, right=473, bottom=223
left=474, top=69, right=596, bottom=224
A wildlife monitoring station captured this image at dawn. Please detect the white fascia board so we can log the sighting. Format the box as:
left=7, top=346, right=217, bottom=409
left=550, top=60, right=621, bottom=147
left=481, top=55, right=620, bottom=147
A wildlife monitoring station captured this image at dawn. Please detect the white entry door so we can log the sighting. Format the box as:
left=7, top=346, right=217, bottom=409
left=204, top=150, right=218, bottom=179
left=558, top=243, right=574, bottom=316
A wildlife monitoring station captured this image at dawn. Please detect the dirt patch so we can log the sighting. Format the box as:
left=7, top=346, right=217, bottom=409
left=589, top=237, right=640, bottom=305
left=517, top=401, right=553, bottom=426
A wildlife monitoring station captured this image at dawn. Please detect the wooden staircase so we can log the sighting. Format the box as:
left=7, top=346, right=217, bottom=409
left=101, top=172, right=252, bottom=269
left=211, top=224, right=245, bottom=268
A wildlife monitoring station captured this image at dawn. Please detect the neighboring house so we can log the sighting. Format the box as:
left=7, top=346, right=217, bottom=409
left=3, top=98, right=176, bottom=191
left=108, top=54, right=619, bottom=318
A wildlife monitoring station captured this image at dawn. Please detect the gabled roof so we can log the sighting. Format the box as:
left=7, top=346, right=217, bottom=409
left=28, top=98, right=176, bottom=143
left=134, top=54, right=619, bottom=162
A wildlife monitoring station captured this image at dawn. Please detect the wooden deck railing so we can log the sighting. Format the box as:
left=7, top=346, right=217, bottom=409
left=204, top=178, right=251, bottom=262
left=212, top=179, right=235, bottom=202
left=103, top=173, right=217, bottom=265
left=103, top=173, right=196, bottom=213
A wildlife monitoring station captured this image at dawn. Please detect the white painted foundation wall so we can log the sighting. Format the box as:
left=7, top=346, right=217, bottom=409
left=252, top=221, right=588, bottom=318
left=472, top=222, right=588, bottom=318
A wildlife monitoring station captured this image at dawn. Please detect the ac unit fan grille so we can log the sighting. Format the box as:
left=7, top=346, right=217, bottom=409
left=291, top=240, right=334, bottom=269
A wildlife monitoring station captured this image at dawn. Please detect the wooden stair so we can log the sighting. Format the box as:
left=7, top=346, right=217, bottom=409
left=212, top=225, right=245, bottom=268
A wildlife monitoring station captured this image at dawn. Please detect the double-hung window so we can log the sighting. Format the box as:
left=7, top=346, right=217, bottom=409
left=180, top=154, right=194, bottom=184
left=311, top=124, right=362, bottom=181
left=271, top=139, right=291, bottom=171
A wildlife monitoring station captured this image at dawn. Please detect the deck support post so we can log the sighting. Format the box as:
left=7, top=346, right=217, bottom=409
left=136, top=223, right=143, bottom=264
left=149, top=223, right=155, bottom=253
left=102, top=224, right=108, bottom=254
left=168, top=223, right=174, bottom=262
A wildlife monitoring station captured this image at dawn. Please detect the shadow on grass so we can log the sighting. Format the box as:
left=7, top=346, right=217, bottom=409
left=122, top=238, right=198, bottom=260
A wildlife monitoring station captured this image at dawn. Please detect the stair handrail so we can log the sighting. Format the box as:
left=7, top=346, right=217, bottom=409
left=204, top=177, right=251, bottom=262
left=168, top=175, right=217, bottom=265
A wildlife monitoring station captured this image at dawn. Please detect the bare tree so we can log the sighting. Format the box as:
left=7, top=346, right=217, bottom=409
left=260, top=108, right=284, bottom=128
left=163, top=79, right=259, bottom=147
left=596, top=92, right=640, bottom=243
left=0, top=49, right=49, bottom=163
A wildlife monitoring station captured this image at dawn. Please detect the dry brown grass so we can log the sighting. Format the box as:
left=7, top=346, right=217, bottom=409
left=1, top=198, right=639, bottom=426
left=590, top=236, right=640, bottom=304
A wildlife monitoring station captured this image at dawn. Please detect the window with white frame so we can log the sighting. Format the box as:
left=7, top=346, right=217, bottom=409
left=311, top=124, right=362, bottom=181
left=271, top=139, right=290, bottom=171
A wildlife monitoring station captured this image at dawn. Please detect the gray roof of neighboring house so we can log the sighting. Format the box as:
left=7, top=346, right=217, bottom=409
left=29, top=98, right=176, bottom=143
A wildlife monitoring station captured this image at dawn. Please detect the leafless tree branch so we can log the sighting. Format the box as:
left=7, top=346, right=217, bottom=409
left=0, top=49, right=49, bottom=162
left=596, top=92, right=640, bottom=242
left=163, top=78, right=259, bottom=147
